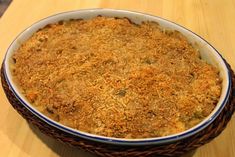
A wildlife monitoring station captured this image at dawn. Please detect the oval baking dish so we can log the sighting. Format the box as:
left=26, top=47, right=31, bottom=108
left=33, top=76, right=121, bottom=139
left=1, top=9, right=235, bottom=157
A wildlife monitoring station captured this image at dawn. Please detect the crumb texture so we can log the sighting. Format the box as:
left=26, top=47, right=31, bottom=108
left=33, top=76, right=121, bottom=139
left=12, top=17, right=222, bottom=138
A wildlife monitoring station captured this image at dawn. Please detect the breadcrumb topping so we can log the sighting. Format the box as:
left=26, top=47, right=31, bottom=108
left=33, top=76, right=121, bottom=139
left=12, top=17, right=222, bottom=138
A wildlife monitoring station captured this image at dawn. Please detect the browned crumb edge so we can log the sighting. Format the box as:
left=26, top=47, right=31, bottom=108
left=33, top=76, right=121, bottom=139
left=11, top=16, right=222, bottom=138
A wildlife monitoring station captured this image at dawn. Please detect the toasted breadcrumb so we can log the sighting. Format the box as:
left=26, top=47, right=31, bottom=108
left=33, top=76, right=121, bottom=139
left=12, top=17, right=221, bottom=138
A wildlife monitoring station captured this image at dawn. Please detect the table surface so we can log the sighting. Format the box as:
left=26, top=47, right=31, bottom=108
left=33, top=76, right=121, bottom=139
left=0, top=0, right=235, bottom=157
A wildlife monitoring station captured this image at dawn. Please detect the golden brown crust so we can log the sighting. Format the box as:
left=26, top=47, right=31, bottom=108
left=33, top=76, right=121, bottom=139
left=12, top=17, right=221, bottom=138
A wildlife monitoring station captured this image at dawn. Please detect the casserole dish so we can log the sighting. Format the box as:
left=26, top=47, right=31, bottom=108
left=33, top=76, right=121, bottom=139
left=1, top=9, right=235, bottom=157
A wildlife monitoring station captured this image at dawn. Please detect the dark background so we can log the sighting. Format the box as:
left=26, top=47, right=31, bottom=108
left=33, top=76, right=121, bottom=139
left=0, top=0, right=12, bottom=17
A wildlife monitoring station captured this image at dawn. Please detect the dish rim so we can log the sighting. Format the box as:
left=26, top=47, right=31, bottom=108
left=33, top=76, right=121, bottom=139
left=2, top=8, right=232, bottom=145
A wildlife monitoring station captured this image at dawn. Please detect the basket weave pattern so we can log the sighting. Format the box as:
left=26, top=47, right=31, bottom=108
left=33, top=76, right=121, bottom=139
left=1, top=63, right=235, bottom=157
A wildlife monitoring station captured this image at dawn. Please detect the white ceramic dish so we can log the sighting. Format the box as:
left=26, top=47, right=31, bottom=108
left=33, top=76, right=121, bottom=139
left=3, top=9, right=232, bottom=145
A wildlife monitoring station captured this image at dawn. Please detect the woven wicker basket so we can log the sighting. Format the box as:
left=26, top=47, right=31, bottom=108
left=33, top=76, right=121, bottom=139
left=1, top=62, right=235, bottom=157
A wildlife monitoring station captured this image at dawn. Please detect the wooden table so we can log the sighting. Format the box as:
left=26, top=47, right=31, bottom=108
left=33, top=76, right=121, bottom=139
left=0, top=0, right=235, bottom=156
